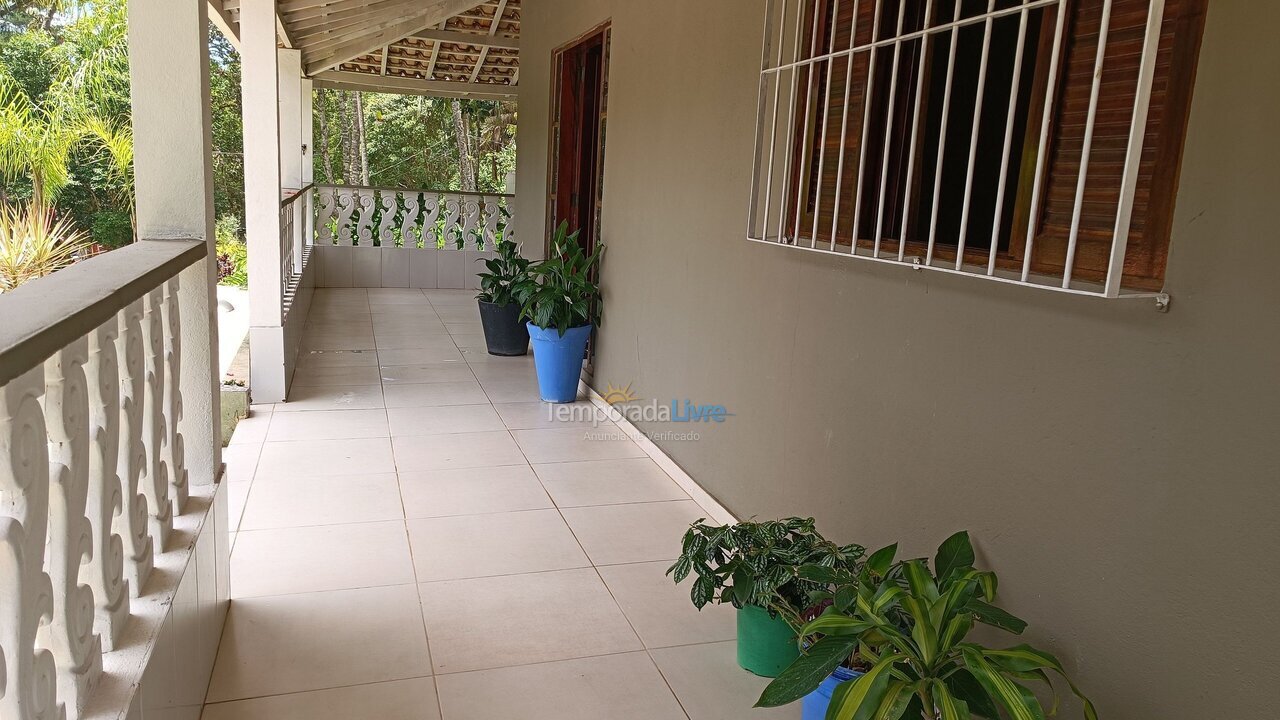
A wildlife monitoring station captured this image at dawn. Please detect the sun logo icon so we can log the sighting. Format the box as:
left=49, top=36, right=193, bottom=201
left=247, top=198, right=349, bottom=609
left=601, top=382, right=639, bottom=406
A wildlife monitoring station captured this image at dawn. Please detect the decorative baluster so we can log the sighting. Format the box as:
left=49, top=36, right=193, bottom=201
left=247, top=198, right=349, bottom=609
left=443, top=195, right=462, bottom=249
left=421, top=193, right=442, bottom=248
left=400, top=192, right=421, bottom=248
left=315, top=187, right=336, bottom=245
left=483, top=197, right=500, bottom=249
left=0, top=367, right=62, bottom=720
left=115, top=301, right=154, bottom=594
left=501, top=198, right=515, bottom=244
left=378, top=191, right=398, bottom=245
left=161, top=279, right=187, bottom=513
left=139, top=290, right=172, bottom=549
left=40, top=339, right=102, bottom=715
left=85, top=322, right=129, bottom=651
left=336, top=188, right=356, bottom=245
left=462, top=197, right=481, bottom=250
left=355, top=190, right=376, bottom=245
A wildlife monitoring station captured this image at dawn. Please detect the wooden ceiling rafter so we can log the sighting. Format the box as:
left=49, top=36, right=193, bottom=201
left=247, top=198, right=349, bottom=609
left=220, top=0, right=520, bottom=96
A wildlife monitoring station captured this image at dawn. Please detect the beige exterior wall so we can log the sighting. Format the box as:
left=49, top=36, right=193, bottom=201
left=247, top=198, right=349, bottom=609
left=515, top=2, right=1280, bottom=715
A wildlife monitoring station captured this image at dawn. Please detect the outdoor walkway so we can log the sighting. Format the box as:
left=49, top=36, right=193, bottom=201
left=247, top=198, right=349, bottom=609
left=205, top=288, right=796, bottom=719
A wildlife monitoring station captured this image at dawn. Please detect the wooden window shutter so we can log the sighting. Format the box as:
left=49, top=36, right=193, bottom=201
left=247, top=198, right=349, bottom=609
left=1017, top=0, right=1208, bottom=291
left=787, top=0, right=881, bottom=245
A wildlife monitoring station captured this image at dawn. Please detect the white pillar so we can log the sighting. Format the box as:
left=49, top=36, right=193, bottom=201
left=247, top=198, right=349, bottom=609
left=278, top=49, right=303, bottom=190
left=127, top=0, right=220, bottom=483
left=301, top=77, right=315, bottom=251
left=243, top=0, right=286, bottom=402
left=301, top=77, right=314, bottom=185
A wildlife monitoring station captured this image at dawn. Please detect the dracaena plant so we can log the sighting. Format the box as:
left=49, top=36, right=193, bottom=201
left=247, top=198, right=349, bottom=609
left=521, top=220, right=604, bottom=335
left=757, top=532, right=1097, bottom=720
left=475, top=237, right=534, bottom=307
left=667, top=517, right=866, bottom=630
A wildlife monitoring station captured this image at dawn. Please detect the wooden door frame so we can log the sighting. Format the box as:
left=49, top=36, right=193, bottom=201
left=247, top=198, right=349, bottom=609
left=544, top=20, right=611, bottom=257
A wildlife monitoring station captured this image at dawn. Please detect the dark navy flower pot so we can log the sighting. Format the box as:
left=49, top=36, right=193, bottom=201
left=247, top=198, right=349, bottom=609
left=478, top=300, right=529, bottom=356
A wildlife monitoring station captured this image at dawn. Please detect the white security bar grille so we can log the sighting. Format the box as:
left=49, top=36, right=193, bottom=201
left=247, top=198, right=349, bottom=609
left=747, top=0, right=1171, bottom=301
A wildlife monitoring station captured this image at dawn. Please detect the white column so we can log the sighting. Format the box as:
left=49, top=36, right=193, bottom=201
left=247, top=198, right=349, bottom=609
left=278, top=49, right=303, bottom=190
left=243, top=0, right=286, bottom=402
left=127, top=0, right=220, bottom=484
left=301, top=77, right=315, bottom=253
left=278, top=49, right=305, bottom=274
left=301, top=78, right=314, bottom=186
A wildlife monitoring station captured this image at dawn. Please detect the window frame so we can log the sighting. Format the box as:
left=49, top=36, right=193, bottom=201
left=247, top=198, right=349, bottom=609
left=746, top=0, right=1206, bottom=301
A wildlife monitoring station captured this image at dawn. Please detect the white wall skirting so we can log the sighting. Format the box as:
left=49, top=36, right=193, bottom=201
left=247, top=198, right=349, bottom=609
left=311, top=245, right=496, bottom=289
left=580, top=380, right=738, bottom=526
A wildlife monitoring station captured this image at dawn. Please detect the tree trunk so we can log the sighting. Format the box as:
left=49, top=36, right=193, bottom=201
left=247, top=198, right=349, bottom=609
left=451, top=98, right=476, bottom=192
left=355, top=92, right=369, bottom=185
left=335, top=90, right=348, bottom=182
left=317, top=88, right=334, bottom=183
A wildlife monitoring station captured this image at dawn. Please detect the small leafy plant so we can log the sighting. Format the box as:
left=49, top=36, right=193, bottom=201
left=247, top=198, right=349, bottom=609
left=0, top=202, right=88, bottom=292
left=667, top=517, right=866, bottom=630
left=520, top=220, right=604, bottom=336
left=475, top=237, right=534, bottom=308
left=757, top=531, right=1097, bottom=720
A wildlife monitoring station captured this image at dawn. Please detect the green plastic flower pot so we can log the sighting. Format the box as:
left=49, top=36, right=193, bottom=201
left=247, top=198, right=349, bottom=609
left=736, top=605, right=799, bottom=678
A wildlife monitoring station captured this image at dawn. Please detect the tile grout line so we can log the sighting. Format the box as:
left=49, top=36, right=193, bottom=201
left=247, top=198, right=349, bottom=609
left=500, top=401, right=698, bottom=717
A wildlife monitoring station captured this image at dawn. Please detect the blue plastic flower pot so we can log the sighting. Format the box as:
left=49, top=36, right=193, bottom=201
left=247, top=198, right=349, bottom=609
left=527, top=323, right=591, bottom=403
left=801, top=666, right=864, bottom=720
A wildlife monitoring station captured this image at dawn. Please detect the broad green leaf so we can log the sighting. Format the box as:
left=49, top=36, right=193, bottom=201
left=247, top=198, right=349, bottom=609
left=982, top=646, right=1097, bottom=720
left=827, top=654, right=904, bottom=720
left=872, top=680, right=914, bottom=720
left=902, top=596, right=937, bottom=665
left=756, top=635, right=859, bottom=707
left=865, top=544, right=899, bottom=577
left=871, top=582, right=905, bottom=614
left=981, top=645, right=1064, bottom=673
left=965, top=599, right=1027, bottom=634
left=801, top=613, right=875, bottom=639
left=938, top=613, right=973, bottom=655
left=960, top=649, right=1045, bottom=720
left=902, top=560, right=939, bottom=602
left=944, top=670, right=1001, bottom=720
left=797, top=564, right=839, bottom=584
left=934, top=531, right=975, bottom=585
left=932, top=679, right=972, bottom=720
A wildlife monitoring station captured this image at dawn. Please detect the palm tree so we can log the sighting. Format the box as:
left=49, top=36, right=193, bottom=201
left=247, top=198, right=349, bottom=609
left=0, top=71, right=81, bottom=207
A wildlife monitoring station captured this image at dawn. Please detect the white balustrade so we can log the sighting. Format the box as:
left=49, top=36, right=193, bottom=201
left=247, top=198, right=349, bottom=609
left=116, top=299, right=155, bottom=595
left=139, top=290, right=173, bottom=548
left=0, top=239, right=212, bottom=720
left=311, top=185, right=512, bottom=253
left=40, top=339, right=103, bottom=714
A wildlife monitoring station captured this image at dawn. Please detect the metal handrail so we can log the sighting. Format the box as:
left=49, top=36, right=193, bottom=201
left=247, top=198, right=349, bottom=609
left=280, top=182, right=317, bottom=208
left=315, top=182, right=514, bottom=199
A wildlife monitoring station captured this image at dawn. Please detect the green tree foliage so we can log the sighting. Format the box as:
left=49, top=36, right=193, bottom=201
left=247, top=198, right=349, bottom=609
left=313, top=91, right=516, bottom=194
left=0, top=0, right=517, bottom=254
left=209, top=26, right=244, bottom=231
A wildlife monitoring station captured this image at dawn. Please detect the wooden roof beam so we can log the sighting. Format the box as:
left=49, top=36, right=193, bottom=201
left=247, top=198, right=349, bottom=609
left=300, top=0, right=476, bottom=72
left=408, top=28, right=518, bottom=50
left=312, top=70, right=516, bottom=99
left=208, top=0, right=241, bottom=48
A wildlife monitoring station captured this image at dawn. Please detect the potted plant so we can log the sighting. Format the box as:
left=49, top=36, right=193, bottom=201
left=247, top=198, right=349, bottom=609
left=475, top=237, right=534, bottom=356
left=757, top=531, right=1098, bottom=720
left=667, top=517, right=865, bottom=678
left=520, top=221, right=604, bottom=403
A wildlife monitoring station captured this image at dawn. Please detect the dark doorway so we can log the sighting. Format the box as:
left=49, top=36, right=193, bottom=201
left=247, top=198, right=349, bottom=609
left=548, top=23, right=610, bottom=257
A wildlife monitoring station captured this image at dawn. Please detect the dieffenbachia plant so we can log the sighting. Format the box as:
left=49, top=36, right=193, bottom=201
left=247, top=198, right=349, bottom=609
left=757, top=531, right=1098, bottom=720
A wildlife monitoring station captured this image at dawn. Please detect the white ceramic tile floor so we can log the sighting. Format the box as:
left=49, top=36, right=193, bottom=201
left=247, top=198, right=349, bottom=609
left=206, top=289, right=795, bottom=719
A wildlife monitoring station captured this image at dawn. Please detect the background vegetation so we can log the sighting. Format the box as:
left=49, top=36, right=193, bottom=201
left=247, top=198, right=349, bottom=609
left=0, top=0, right=517, bottom=271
